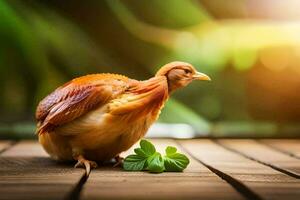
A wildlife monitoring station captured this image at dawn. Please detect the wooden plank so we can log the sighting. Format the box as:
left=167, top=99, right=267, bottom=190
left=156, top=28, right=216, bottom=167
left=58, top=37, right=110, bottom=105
left=0, top=140, right=85, bottom=200
left=179, top=139, right=300, bottom=200
left=1, top=141, right=48, bottom=157
left=259, top=139, right=300, bottom=159
left=218, top=139, right=300, bottom=178
left=0, top=141, right=13, bottom=154
left=81, top=139, right=243, bottom=200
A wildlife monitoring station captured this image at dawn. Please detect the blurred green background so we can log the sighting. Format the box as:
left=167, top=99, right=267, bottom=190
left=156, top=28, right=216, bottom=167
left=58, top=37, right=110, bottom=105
left=1, top=0, right=300, bottom=139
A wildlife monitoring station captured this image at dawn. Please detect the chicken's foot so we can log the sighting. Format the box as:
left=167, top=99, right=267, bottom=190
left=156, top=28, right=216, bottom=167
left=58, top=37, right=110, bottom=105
left=74, top=155, right=97, bottom=176
left=113, top=155, right=124, bottom=167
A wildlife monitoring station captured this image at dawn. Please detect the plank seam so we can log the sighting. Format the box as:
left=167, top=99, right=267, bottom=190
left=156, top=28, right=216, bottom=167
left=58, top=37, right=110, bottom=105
left=215, top=140, right=300, bottom=179
left=65, top=171, right=88, bottom=200
left=176, top=140, right=263, bottom=200
left=257, top=140, right=300, bottom=160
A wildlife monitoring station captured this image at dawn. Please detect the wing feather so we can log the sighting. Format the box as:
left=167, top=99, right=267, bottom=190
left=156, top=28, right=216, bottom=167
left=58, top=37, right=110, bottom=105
left=36, top=74, right=130, bottom=134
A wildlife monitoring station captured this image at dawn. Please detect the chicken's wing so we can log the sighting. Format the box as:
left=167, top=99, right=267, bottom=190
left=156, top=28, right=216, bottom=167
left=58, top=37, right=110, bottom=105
left=36, top=74, right=132, bottom=134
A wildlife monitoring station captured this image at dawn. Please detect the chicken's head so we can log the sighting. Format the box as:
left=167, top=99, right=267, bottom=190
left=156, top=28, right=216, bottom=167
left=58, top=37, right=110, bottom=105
left=156, top=61, right=211, bottom=92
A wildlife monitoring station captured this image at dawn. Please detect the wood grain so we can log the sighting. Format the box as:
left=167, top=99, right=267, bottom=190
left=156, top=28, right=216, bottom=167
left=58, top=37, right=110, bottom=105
left=259, top=139, right=300, bottom=159
left=0, top=141, right=13, bottom=153
left=1, top=141, right=48, bottom=157
left=218, top=139, right=300, bottom=177
left=1, top=139, right=300, bottom=200
left=81, top=139, right=243, bottom=200
left=179, top=139, right=300, bottom=200
left=0, top=141, right=85, bottom=200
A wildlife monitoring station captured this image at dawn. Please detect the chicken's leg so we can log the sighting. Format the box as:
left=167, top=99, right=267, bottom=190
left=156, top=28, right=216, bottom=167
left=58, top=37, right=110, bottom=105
left=74, top=155, right=97, bottom=176
left=113, top=155, right=124, bottom=167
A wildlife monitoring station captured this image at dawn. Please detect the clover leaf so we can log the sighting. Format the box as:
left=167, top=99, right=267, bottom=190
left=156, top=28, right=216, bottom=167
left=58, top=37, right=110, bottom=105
left=146, top=152, right=165, bottom=173
left=140, top=139, right=156, bottom=156
left=163, top=146, right=190, bottom=172
left=123, top=154, right=147, bottom=171
left=165, top=146, right=177, bottom=155
left=123, top=139, right=156, bottom=171
left=134, top=147, right=148, bottom=157
left=123, top=139, right=190, bottom=173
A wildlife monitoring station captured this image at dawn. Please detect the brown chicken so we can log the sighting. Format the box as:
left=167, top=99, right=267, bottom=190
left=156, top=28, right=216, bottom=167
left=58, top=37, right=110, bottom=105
left=36, top=61, right=210, bottom=175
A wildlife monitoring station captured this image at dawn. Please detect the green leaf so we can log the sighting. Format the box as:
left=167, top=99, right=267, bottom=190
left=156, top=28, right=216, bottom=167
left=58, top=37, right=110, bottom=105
left=147, top=152, right=165, bottom=173
left=123, top=140, right=189, bottom=173
left=165, top=146, right=177, bottom=155
left=163, top=147, right=190, bottom=172
left=123, top=154, right=147, bottom=171
left=134, top=148, right=148, bottom=157
left=140, top=139, right=156, bottom=156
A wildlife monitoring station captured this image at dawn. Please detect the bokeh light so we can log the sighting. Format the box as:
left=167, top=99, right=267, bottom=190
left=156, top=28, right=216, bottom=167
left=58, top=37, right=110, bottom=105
left=0, top=0, right=300, bottom=137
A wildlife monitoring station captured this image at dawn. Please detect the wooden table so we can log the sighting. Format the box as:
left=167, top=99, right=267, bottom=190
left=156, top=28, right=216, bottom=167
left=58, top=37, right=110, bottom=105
left=0, top=139, right=299, bottom=200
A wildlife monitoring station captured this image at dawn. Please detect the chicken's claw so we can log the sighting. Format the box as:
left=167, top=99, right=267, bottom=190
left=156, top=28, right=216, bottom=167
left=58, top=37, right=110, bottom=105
left=113, top=155, right=124, bottom=167
left=74, top=156, right=97, bottom=176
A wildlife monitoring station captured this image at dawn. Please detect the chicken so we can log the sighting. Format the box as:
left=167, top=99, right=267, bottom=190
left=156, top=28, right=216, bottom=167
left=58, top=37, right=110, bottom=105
left=35, top=61, right=210, bottom=175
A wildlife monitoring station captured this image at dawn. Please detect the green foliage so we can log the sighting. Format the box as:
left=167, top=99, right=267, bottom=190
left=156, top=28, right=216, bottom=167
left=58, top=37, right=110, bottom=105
left=123, top=154, right=147, bottom=171
left=123, top=139, right=190, bottom=173
left=1, top=0, right=299, bottom=133
left=146, top=152, right=165, bottom=173
left=159, top=99, right=211, bottom=133
left=164, top=146, right=190, bottom=172
left=139, top=139, right=156, bottom=156
left=0, top=0, right=213, bottom=128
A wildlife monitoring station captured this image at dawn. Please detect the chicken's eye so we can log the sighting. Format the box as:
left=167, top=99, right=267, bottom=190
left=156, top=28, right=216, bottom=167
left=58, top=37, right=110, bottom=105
left=184, top=69, right=191, bottom=74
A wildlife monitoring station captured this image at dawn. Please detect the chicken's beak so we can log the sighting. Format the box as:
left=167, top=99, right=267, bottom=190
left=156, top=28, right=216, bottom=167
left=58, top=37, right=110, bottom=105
left=193, top=71, right=211, bottom=81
